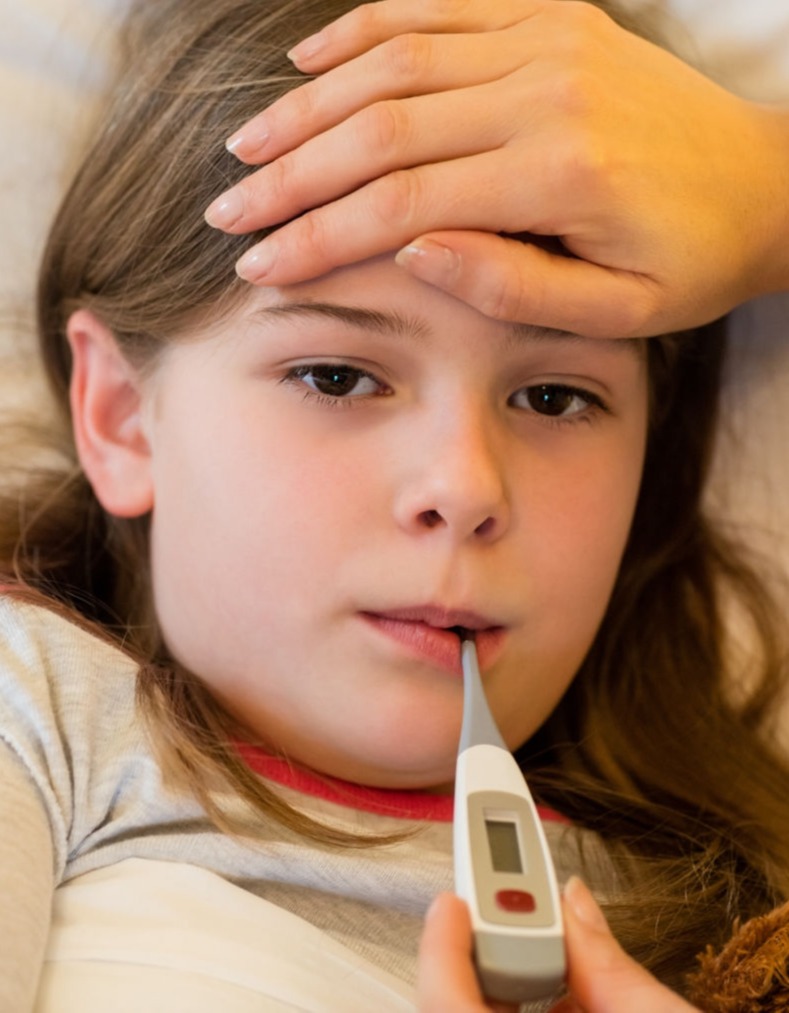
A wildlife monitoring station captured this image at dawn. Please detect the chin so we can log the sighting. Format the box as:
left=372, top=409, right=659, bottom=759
left=337, top=756, right=457, bottom=792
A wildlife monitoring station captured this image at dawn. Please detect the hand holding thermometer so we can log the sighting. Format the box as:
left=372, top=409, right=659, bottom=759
left=454, top=635, right=565, bottom=1003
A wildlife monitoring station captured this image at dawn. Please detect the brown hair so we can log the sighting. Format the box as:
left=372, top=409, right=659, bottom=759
left=522, top=319, right=789, bottom=987
left=1, top=0, right=788, bottom=995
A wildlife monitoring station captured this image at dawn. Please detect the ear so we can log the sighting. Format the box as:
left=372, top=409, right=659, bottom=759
left=67, top=308, right=154, bottom=518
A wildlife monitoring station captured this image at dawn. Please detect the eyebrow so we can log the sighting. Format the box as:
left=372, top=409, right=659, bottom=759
left=253, top=301, right=643, bottom=356
left=255, top=301, right=431, bottom=340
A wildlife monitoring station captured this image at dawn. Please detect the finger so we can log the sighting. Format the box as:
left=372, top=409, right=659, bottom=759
left=210, top=81, right=524, bottom=235
left=395, top=231, right=668, bottom=338
left=417, top=893, right=516, bottom=1013
left=417, top=893, right=485, bottom=1011
left=228, top=167, right=672, bottom=342
left=547, top=1000, right=582, bottom=1013
left=229, top=132, right=585, bottom=284
left=287, top=0, right=544, bottom=72
left=230, top=0, right=628, bottom=162
left=560, top=877, right=699, bottom=1012
left=228, top=27, right=534, bottom=164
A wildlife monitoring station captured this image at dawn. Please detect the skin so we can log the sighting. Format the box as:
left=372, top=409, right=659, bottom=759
left=205, top=0, right=789, bottom=338
left=68, top=254, right=648, bottom=790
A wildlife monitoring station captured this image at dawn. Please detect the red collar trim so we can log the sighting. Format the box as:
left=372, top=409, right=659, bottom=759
left=236, top=744, right=567, bottom=825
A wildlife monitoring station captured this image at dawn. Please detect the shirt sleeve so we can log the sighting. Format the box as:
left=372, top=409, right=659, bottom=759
left=0, top=599, right=88, bottom=1011
left=0, top=739, right=55, bottom=1012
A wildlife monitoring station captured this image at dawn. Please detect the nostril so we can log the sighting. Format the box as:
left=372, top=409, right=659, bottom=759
left=474, top=516, right=496, bottom=538
left=419, top=509, right=443, bottom=529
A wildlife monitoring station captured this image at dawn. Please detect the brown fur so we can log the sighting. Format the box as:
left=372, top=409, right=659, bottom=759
left=689, top=901, right=789, bottom=1010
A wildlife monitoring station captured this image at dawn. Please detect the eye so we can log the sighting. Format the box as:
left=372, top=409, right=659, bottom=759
left=286, top=364, right=389, bottom=401
left=510, top=383, right=604, bottom=419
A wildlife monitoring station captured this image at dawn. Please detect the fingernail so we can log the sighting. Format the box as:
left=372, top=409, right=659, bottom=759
left=287, top=30, right=327, bottom=64
left=236, top=241, right=277, bottom=282
left=395, top=239, right=461, bottom=284
left=226, top=124, right=269, bottom=159
left=225, top=133, right=246, bottom=155
left=205, top=188, right=244, bottom=230
left=564, top=876, right=609, bottom=933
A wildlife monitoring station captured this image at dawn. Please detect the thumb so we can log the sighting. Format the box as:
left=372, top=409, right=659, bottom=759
left=417, top=892, right=516, bottom=1013
left=555, top=877, right=699, bottom=1013
left=395, top=231, right=666, bottom=339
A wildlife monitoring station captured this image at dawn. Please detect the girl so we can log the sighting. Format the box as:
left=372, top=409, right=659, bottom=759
left=1, top=0, right=788, bottom=1009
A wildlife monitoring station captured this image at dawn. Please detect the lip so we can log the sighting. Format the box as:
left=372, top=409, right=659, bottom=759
left=360, top=606, right=507, bottom=675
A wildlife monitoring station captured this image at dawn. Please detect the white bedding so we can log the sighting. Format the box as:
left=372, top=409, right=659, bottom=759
left=36, top=859, right=416, bottom=1012
left=657, top=1, right=789, bottom=577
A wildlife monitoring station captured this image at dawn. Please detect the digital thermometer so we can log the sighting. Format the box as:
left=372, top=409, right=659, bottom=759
left=454, top=636, right=565, bottom=1003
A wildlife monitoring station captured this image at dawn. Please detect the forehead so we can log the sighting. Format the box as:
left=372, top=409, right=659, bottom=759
left=232, top=254, right=645, bottom=363
left=250, top=299, right=643, bottom=360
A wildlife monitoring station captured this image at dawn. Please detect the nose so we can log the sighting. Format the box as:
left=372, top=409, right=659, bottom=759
left=393, top=405, right=511, bottom=543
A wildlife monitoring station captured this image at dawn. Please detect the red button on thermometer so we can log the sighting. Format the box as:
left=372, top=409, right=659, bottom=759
left=454, top=636, right=565, bottom=1003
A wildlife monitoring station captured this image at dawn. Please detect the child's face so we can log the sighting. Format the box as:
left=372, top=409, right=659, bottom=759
left=141, top=256, right=648, bottom=789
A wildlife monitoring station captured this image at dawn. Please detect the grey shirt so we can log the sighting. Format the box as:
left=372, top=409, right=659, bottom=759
left=0, top=596, right=597, bottom=1011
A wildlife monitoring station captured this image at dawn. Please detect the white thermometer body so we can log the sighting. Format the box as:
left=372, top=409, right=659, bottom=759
left=454, top=638, right=565, bottom=1003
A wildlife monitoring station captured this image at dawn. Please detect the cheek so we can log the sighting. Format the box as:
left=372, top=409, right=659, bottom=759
left=148, top=399, right=386, bottom=620
left=500, top=424, right=647, bottom=731
left=531, top=434, right=645, bottom=584
left=494, top=497, right=641, bottom=749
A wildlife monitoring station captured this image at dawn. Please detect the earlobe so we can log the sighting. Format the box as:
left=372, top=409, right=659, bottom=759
left=67, top=308, right=154, bottom=518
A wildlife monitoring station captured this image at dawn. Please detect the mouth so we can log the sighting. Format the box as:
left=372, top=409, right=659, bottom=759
left=359, top=606, right=507, bottom=675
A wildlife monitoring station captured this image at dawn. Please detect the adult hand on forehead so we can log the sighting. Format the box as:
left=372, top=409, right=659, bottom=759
left=205, top=0, right=789, bottom=339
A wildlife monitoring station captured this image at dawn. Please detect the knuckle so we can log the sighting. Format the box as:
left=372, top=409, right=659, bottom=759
left=379, top=33, right=433, bottom=83
left=546, top=64, right=597, bottom=120
left=551, top=131, right=614, bottom=197
left=476, top=262, right=530, bottom=323
left=556, top=0, right=610, bottom=43
left=348, top=2, right=383, bottom=37
left=587, top=282, right=656, bottom=339
left=366, top=169, right=425, bottom=227
left=612, top=288, right=656, bottom=338
left=431, top=0, right=477, bottom=22
left=293, top=209, right=334, bottom=263
left=539, top=3, right=611, bottom=90
left=285, top=78, right=320, bottom=124
left=357, top=100, right=412, bottom=158
left=262, top=153, right=296, bottom=206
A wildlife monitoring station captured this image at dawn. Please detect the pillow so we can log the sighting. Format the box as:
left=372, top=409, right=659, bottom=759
left=655, top=0, right=789, bottom=99
left=0, top=0, right=127, bottom=415
left=649, top=2, right=789, bottom=580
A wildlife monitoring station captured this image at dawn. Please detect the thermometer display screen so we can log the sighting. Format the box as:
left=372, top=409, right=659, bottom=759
left=485, top=818, right=524, bottom=874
